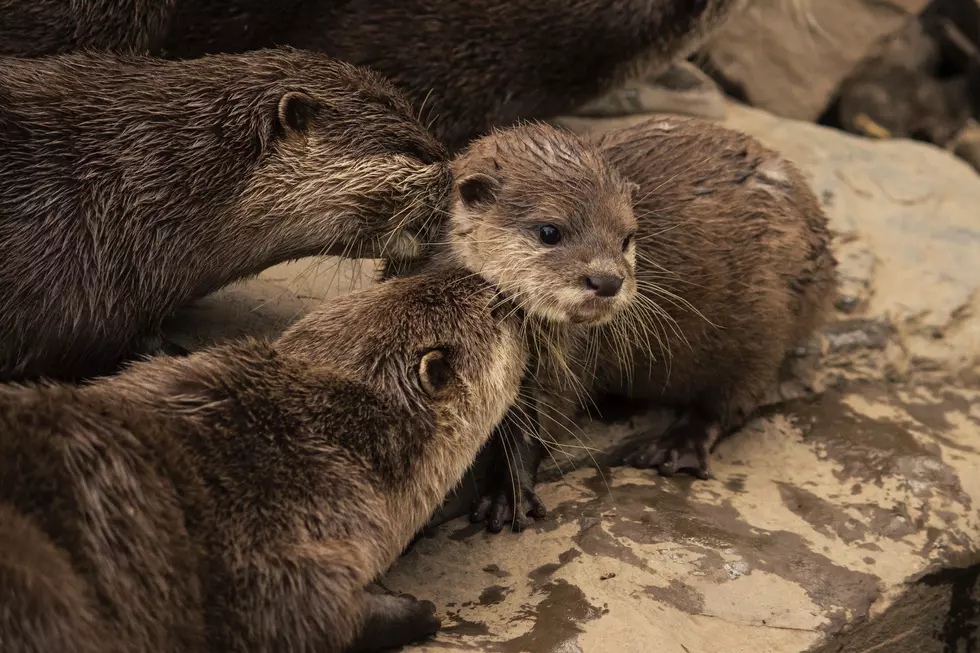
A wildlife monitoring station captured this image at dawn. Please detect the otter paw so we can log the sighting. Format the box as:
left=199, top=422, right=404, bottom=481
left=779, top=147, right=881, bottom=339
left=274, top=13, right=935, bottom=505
left=470, top=487, right=547, bottom=534
left=348, top=594, right=441, bottom=653
left=624, top=419, right=718, bottom=480
left=625, top=439, right=711, bottom=480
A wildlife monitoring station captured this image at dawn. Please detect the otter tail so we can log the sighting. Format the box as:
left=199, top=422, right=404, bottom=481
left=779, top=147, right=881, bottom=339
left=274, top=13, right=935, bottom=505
left=0, top=504, right=115, bottom=653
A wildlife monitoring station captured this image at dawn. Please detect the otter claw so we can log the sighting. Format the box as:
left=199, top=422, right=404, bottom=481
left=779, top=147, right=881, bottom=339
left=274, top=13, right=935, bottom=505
left=471, top=487, right=547, bottom=533
left=623, top=415, right=718, bottom=480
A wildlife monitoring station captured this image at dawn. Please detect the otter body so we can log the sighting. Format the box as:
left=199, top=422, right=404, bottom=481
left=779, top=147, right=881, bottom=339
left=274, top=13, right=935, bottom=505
left=0, top=268, right=526, bottom=653
left=0, top=49, right=450, bottom=382
left=0, top=0, right=174, bottom=56
left=590, top=117, right=836, bottom=475
left=424, top=118, right=835, bottom=529
left=1, top=0, right=740, bottom=150
left=260, top=0, right=741, bottom=150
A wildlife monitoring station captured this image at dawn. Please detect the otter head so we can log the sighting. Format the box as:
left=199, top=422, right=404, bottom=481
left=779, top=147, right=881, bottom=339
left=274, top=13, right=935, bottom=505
left=276, top=267, right=526, bottom=509
left=243, top=50, right=452, bottom=263
left=448, top=124, right=638, bottom=326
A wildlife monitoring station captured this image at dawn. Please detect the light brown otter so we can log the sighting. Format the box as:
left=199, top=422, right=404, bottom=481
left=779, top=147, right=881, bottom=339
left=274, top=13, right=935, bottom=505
left=418, top=118, right=836, bottom=530
left=0, top=48, right=450, bottom=382
left=0, top=266, right=526, bottom=653
left=1, top=0, right=743, bottom=151
left=385, top=124, right=639, bottom=531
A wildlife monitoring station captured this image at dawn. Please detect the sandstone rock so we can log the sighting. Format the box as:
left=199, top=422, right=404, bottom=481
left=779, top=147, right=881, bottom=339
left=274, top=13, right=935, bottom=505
left=700, top=0, right=930, bottom=121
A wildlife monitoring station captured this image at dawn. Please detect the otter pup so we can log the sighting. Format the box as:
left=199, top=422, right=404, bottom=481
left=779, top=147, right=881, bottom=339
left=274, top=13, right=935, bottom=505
left=0, top=266, right=526, bottom=653
left=428, top=118, right=835, bottom=529
left=0, top=48, right=450, bottom=382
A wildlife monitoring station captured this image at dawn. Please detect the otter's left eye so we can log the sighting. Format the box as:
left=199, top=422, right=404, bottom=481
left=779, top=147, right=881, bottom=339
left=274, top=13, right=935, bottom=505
left=539, top=224, right=562, bottom=246
left=622, top=234, right=634, bottom=252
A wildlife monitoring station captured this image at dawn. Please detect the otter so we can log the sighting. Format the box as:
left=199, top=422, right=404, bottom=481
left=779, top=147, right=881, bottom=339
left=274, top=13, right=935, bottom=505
left=0, top=0, right=174, bottom=56
left=410, top=118, right=836, bottom=530
left=1, top=0, right=742, bottom=151
left=212, top=0, right=744, bottom=150
left=0, top=266, right=527, bottom=653
left=0, top=48, right=450, bottom=382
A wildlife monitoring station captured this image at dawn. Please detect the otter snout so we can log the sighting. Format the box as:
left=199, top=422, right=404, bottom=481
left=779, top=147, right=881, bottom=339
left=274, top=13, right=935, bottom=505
left=584, top=274, right=624, bottom=298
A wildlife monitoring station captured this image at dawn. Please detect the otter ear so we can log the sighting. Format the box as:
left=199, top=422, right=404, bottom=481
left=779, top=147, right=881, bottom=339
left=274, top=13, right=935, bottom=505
left=277, top=91, right=321, bottom=134
left=625, top=180, right=641, bottom=202
left=458, top=173, right=500, bottom=208
left=418, top=349, right=455, bottom=398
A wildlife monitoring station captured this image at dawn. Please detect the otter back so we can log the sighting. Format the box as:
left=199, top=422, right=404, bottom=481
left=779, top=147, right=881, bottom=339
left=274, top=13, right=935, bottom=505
left=0, top=48, right=450, bottom=381
left=0, top=266, right=526, bottom=653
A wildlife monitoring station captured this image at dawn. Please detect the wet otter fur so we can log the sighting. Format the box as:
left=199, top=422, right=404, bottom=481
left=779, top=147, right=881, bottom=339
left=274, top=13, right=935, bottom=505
left=385, top=124, right=639, bottom=531
left=412, top=117, right=836, bottom=530
left=0, top=267, right=526, bottom=653
left=264, top=0, right=742, bottom=150
left=0, top=48, right=450, bottom=382
left=0, top=0, right=174, bottom=56
left=1, top=0, right=741, bottom=151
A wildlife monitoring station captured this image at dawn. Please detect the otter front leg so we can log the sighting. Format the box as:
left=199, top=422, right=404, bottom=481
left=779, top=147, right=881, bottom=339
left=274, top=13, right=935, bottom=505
left=216, top=542, right=440, bottom=653
left=470, top=406, right=547, bottom=533
left=623, top=411, right=723, bottom=480
left=346, top=592, right=441, bottom=653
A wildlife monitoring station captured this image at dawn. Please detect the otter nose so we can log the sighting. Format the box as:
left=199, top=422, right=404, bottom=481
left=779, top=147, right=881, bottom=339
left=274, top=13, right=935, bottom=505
left=584, top=275, right=624, bottom=298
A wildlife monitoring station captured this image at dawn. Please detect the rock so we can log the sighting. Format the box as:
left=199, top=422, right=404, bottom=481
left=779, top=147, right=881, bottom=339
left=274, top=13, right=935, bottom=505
left=954, top=119, right=980, bottom=174
left=700, top=0, right=930, bottom=121
left=571, top=60, right=728, bottom=120
left=161, top=102, right=980, bottom=653
left=829, top=17, right=974, bottom=147
left=807, top=558, right=980, bottom=652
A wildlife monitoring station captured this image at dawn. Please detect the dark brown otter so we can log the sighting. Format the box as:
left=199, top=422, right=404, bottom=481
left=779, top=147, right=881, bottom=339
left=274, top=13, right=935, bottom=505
left=426, top=118, right=836, bottom=530
left=1, top=0, right=742, bottom=151
left=0, top=266, right=527, bottom=653
left=254, top=0, right=743, bottom=150
left=0, top=48, right=451, bottom=382
left=0, top=0, right=174, bottom=56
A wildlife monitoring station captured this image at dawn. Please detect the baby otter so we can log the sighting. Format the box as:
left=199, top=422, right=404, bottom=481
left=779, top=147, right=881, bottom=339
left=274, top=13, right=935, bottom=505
left=430, top=118, right=836, bottom=529
left=0, top=48, right=450, bottom=382
left=0, top=266, right=526, bottom=653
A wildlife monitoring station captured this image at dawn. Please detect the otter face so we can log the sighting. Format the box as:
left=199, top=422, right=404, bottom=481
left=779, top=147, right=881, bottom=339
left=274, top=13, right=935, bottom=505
left=245, top=54, right=453, bottom=262
left=448, top=125, right=638, bottom=326
left=278, top=268, right=527, bottom=467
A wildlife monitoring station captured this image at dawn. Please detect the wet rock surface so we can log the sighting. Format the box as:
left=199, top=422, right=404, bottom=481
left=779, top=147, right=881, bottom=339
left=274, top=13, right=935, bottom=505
left=163, top=103, right=980, bottom=651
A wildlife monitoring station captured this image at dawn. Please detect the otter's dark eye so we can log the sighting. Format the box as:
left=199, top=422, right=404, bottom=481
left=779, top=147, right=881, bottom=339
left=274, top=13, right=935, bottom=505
left=622, top=234, right=634, bottom=252
left=539, top=224, right=562, bottom=246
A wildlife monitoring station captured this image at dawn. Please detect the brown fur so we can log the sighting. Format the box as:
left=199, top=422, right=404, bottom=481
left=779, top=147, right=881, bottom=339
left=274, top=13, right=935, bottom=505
left=265, top=0, right=742, bottom=150
left=1, top=0, right=741, bottom=151
left=0, top=0, right=174, bottom=56
left=0, top=267, right=527, bottom=653
left=418, top=118, right=836, bottom=527
left=0, top=48, right=451, bottom=382
left=591, top=117, right=836, bottom=436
